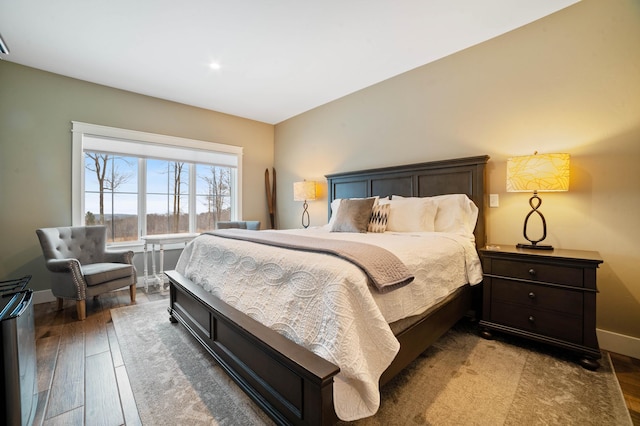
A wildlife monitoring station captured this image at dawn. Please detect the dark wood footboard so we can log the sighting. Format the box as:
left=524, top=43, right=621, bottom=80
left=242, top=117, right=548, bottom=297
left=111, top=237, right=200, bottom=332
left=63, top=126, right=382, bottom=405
left=166, top=269, right=340, bottom=426
left=167, top=269, right=472, bottom=425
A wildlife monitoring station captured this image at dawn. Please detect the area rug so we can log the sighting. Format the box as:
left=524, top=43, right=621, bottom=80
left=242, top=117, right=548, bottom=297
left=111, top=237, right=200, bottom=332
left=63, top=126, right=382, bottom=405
left=111, top=300, right=632, bottom=425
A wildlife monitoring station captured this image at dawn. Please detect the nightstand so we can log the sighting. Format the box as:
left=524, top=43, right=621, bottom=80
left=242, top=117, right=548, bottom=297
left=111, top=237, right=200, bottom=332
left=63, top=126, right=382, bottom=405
left=479, top=245, right=603, bottom=370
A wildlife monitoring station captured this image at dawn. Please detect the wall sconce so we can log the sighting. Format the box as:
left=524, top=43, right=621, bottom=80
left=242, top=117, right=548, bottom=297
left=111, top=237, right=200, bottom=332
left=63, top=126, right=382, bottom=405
left=293, top=180, right=316, bottom=228
left=506, top=152, right=570, bottom=250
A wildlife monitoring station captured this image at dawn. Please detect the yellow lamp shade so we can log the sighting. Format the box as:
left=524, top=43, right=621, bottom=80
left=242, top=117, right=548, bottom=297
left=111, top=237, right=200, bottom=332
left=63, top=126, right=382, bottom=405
left=293, top=181, right=316, bottom=201
left=506, top=153, right=570, bottom=193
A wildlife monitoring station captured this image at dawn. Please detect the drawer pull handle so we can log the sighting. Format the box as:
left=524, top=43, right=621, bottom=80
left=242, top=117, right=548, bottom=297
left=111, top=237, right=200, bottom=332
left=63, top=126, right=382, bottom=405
left=528, top=292, right=536, bottom=299
left=528, top=268, right=536, bottom=276
left=528, top=316, right=535, bottom=323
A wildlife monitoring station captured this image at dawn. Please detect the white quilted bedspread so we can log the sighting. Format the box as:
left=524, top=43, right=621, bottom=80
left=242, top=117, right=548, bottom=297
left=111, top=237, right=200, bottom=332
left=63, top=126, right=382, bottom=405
left=175, top=228, right=482, bottom=421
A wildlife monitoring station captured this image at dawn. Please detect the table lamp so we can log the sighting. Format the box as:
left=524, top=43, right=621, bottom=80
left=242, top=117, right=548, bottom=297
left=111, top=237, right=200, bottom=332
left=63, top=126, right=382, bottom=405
left=506, top=152, right=570, bottom=250
left=293, top=180, right=316, bottom=228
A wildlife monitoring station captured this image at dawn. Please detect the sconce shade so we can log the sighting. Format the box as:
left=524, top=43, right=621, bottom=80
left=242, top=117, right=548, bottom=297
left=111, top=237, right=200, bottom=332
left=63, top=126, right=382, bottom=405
left=293, top=181, right=316, bottom=201
left=507, top=153, right=570, bottom=193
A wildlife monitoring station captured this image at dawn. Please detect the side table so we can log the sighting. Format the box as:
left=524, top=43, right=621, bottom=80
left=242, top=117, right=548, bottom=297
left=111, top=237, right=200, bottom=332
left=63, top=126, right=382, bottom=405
left=142, top=233, right=199, bottom=291
left=479, top=244, right=603, bottom=369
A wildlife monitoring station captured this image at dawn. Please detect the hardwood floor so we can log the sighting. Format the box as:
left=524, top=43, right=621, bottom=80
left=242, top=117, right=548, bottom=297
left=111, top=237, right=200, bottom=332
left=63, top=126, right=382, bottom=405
left=611, top=352, right=640, bottom=425
left=33, top=287, right=169, bottom=426
left=32, top=287, right=640, bottom=425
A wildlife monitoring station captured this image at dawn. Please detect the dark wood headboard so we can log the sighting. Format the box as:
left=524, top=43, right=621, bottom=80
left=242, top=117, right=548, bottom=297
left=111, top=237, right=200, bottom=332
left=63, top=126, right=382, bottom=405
left=325, top=155, right=490, bottom=249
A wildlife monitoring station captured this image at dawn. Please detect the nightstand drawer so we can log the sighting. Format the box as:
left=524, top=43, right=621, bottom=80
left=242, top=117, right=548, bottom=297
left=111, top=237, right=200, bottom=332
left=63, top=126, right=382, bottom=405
left=491, top=278, right=583, bottom=316
left=490, top=302, right=583, bottom=344
left=492, top=258, right=584, bottom=287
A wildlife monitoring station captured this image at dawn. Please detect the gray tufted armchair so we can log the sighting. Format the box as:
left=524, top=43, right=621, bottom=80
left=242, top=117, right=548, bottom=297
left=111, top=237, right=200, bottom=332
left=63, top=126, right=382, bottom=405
left=36, top=225, right=137, bottom=320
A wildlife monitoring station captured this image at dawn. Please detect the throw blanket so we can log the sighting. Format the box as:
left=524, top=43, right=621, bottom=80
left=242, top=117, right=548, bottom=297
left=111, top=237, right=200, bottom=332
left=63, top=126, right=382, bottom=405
left=206, top=229, right=414, bottom=293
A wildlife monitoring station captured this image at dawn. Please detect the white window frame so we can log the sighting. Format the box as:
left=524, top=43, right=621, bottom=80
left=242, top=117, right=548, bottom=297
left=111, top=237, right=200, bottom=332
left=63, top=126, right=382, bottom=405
left=71, top=121, right=243, bottom=247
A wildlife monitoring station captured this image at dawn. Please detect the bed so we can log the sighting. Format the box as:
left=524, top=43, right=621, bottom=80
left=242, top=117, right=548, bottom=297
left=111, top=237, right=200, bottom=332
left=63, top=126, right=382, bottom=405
left=166, top=154, right=489, bottom=425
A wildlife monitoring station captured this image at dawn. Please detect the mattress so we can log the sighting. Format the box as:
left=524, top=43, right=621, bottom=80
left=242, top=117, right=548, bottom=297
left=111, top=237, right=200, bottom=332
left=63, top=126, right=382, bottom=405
left=175, top=228, right=482, bottom=421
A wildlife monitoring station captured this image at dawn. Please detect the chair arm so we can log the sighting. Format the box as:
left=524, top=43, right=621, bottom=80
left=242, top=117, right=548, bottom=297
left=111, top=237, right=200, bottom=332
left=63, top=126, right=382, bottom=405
left=45, top=258, right=87, bottom=300
left=45, top=258, right=82, bottom=273
left=104, top=250, right=134, bottom=264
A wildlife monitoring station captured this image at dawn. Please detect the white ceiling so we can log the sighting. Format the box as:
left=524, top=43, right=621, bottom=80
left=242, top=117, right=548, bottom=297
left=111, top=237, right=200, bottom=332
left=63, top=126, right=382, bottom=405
left=0, top=0, right=578, bottom=124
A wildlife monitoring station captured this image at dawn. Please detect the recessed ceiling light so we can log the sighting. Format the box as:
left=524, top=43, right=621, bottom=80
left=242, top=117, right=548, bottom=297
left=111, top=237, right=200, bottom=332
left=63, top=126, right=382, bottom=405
left=209, top=62, right=221, bottom=71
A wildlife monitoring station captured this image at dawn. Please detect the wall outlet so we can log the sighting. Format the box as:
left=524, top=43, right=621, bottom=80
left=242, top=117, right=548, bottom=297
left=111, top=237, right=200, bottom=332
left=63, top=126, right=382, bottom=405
left=489, top=194, right=499, bottom=208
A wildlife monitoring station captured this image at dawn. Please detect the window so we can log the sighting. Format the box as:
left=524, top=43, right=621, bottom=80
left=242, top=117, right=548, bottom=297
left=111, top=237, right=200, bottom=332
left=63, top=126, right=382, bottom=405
left=72, top=122, right=243, bottom=246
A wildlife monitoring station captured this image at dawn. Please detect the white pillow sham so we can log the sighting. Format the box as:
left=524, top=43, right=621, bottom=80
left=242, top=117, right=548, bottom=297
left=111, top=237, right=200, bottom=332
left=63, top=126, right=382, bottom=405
left=430, top=194, right=478, bottom=236
left=391, top=194, right=478, bottom=236
left=386, top=197, right=438, bottom=232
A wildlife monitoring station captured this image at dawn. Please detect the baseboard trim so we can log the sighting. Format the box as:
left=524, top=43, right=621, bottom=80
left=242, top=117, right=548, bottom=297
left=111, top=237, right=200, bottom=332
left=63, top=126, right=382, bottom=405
left=597, top=328, right=640, bottom=359
left=33, top=280, right=145, bottom=306
left=33, top=289, right=56, bottom=305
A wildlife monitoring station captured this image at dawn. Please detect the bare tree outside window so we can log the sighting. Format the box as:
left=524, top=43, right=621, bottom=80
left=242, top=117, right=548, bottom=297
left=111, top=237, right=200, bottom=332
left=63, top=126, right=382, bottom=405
left=198, top=165, right=231, bottom=230
left=84, top=153, right=135, bottom=241
left=171, top=162, right=187, bottom=233
left=147, top=160, right=189, bottom=235
left=83, top=144, right=237, bottom=242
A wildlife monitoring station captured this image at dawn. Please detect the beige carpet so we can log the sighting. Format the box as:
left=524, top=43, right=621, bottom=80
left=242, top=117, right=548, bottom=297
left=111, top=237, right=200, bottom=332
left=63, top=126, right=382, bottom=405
left=111, top=300, right=632, bottom=425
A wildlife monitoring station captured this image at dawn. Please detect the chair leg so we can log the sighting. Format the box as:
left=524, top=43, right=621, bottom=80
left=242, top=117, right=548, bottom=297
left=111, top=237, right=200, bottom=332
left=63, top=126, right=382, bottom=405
left=76, top=300, right=86, bottom=321
left=56, top=297, right=64, bottom=311
left=129, top=284, right=136, bottom=303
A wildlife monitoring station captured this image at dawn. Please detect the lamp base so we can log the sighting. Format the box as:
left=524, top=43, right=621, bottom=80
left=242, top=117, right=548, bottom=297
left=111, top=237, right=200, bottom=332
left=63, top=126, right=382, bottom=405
left=516, top=243, right=554, bottom=250
left=301, top=200, right=310, bottom=229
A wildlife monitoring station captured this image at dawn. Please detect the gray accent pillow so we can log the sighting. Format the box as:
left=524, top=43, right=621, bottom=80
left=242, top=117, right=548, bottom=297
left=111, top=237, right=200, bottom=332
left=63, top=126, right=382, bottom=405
left=330, top=198, right=376, bottom=233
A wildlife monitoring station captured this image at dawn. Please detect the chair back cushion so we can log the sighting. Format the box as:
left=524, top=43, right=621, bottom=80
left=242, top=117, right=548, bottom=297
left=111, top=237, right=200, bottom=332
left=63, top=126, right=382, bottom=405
left=216, top=221, right=261, bottom=230
left=36, top=226, right=108, bottom=265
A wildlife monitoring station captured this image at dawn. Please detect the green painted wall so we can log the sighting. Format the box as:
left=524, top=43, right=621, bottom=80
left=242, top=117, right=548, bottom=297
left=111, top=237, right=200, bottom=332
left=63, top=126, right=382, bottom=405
left=0, top=62, right=274, bottom=291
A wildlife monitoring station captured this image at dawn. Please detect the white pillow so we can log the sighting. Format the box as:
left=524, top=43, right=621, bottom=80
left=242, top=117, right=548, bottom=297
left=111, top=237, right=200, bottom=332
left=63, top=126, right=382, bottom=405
left=430, top=194, right=478, bottom=236
left=327, top=198, right=342, bottom=228
left=386, top=197, right=438, bottom=232
left=391, top=194, right=478, bottom=236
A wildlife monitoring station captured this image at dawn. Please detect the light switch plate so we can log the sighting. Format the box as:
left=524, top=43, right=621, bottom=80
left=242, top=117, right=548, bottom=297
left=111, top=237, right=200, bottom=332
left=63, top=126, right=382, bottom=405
left=489, top=194, right=499, bottom=207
